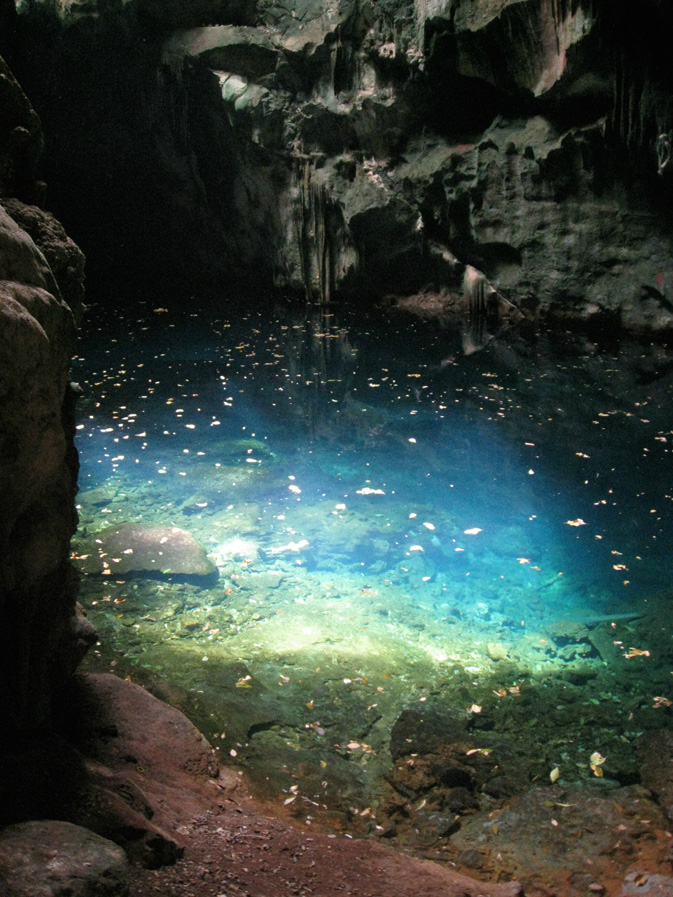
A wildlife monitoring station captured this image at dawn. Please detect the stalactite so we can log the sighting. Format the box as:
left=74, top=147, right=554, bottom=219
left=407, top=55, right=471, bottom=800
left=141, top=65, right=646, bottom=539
left=292, top=154, right=357, bottom=303
left=610, top=50, right=673, bottom=162
left=294, top=156, right=332, bottom=303
left=463, top=264, right=490, bottom=318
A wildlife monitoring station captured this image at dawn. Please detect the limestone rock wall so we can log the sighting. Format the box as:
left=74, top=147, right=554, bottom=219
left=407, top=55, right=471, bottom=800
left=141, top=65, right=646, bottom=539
left=7, top=0, right=673, bottom=325
left=0, top=50, right=89, bottom=742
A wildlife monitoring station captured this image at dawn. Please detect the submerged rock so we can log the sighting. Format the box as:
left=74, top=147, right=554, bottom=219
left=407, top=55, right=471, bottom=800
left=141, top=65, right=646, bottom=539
left=79, top=525, right=217, bottom=577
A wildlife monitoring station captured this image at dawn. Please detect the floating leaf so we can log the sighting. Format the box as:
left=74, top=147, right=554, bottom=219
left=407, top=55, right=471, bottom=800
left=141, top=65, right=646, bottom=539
left=653, top=696, right=672, bottom=708
left=550, top=767, right=560, bottom=783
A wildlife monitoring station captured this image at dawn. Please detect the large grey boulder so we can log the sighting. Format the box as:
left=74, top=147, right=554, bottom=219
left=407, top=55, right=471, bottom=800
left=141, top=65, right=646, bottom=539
left=0, top=820, right=129, bottom=897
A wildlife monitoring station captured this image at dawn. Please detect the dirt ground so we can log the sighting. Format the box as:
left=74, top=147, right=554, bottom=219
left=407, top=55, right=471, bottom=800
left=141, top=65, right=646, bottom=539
left=63, top=672, right=672, bottom=897
left=126, top=787, right=523, bottom=897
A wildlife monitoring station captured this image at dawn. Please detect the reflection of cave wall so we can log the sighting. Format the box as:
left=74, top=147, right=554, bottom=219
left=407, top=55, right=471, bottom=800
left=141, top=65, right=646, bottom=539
left=5, top=0, right=673, bottom=320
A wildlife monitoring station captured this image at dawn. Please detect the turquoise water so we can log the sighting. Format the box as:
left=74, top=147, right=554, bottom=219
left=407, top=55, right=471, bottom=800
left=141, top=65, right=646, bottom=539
left=74, top=299, right=673, bottom=623
left=72, top=297, right=673, bottom=831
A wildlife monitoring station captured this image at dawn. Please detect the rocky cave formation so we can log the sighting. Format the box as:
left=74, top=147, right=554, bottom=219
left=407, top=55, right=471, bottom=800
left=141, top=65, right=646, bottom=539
left=2, top=0, right=673, bottom=323
left=0, top=41, right=88, bottom=746
left=2, top=0, right=673, bottom=893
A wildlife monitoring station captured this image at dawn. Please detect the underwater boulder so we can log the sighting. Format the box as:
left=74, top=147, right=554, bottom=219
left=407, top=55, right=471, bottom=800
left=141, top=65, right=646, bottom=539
left=80, top=525, right=217, bottom=578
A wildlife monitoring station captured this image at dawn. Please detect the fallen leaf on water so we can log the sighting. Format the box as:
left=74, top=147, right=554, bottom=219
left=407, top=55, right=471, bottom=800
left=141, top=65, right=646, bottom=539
left=566, top=519, right=586, bottom=527
left=550, top=767, right=560, bottom=783
left=623, top=647, right=651, bottom=659
left=653, top=696, right=672, bottom=708
left=464, top=527, right=483, bottom=535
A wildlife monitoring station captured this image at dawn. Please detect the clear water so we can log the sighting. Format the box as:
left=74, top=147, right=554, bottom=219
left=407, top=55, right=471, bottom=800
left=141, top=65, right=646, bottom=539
left=72, top=296, right=673, bottom=829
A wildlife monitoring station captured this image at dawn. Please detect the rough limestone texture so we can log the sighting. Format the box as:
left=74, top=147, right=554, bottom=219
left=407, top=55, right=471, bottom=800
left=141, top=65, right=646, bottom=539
left=0, top=202, right=90, bottom=739
left=76, top=524, right=218, bottom=577
left=0, top=53, right=44, bottom=203
left=0, top=51, right=88, bottom=744
left=0, top=820, right=129, bottom=897
left=8, top=0, right=673, bottom=326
